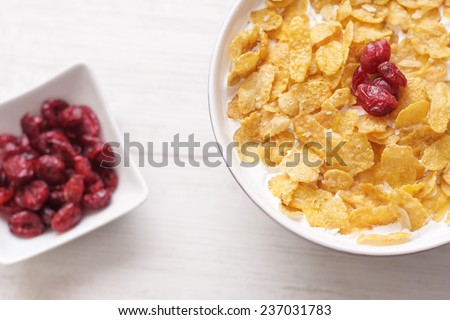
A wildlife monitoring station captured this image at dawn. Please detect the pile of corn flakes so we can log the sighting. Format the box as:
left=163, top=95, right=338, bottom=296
left=227, top=0, right=450, bottom=245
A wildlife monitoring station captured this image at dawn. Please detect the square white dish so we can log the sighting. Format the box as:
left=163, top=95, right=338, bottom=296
left=0, top=63, right=148, bottom=265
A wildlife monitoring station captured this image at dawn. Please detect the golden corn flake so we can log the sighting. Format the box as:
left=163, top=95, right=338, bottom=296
left=427, top=82, right=450, bottom=133
left=316, top=41, right=344, bottom=76
left=415, top=172, right=438, bottom=200
left=397, top=0, right=419, bottom=8
left=278, top=91, right=299, bottom=117
left=397, top=125, right=444, bottom=157
left=269, top=173, right=298, bottom=205
left=332, top=133, right=375, bottom=176
left=422, top=187, right=450, bottom=222
left=381, top=145, right=423, bottom=188
left=421, top=135, right=450, bottom=170
left=280, top=148, right=322, bottom=183
left=442, top=163, right=450, bottom=185
left=410, top=21, right=450, bottom=59
left=238, top=64, right=276, bottom=115
left=395, top=100, right=430, bottom=129
left=289, top=16, right=312, bottom=83
left=227, top=96, right=242, bottom=120
left=356, top=114, right=387, bottom=133
left=339, top=183, right=390, bottom=207
left=337, top=0, right=352, bottom=22
left=293, top=81, right=332, bottom=114
left=333, top=109, right=358, bottom=136
left=311, top=0, right=340, bottom=11
left=259, top=130, right=295, bottom=166
left=310, top=22, right=342, bottom=45
left=357, top=233, right=412, bottom=246
left=279, top=203, right=304, bottom=220
left=251, top=8, right=283, bottom=31
left=386, top=1, right=411, bottom=31
left=417, top=0, right=445, bottom=11
left=349, top=205, right=399, bottom=229
left=321, top=169, right=354, bottom=193
left=353, top=21, right=392, bottom=43
left=439, top=181, right=450, bottom=198
left=233, top=129, right=260, bottom=163
left=266, top=0, right=296, bottom=8
left=321, top=88, right=353, bottom=110
left=290, top=185, right=349, bottom=230
left=227, top=52, right=260, bottom=87
left=351, top=4, right=388, bottom=24
left=390, top=189, right=430, bottom=231
left=229, top=27, right=258, bottom=61
left=259, top=111, right=292, bottom=139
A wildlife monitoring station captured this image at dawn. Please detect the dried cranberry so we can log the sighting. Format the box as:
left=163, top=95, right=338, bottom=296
left=86, top=173, right=105, bottom=193
left=21, top=113, right=43, bottom=139
left=356, top=84, right=398, bottom=117
left=0, top=142, right=21, bottom=161
left=40, top=206, right=56, bottom=227
left=99, top=168, right=118, bottom=192
left=86, top=143, right=117, bottom=168
left=21, top=151, right=39, bottom=161
left=377, top=61, right=408, bottom=88
left=371, top=77, right=399, bottom=95
left=35, top=155, right=66, bottom=185
left=64, top=174, right=85, bottom=204
left=74, top=155, right=93, bottom=179
left=360, top=39, right=391, bottom=74
left=351, top=66, right=370, bottom=94
left=0, top=134, right=18, bottom=147
left=41, top=99, right=69, bottom=128
left=51, top=203, right=82, bottom=233
left=18, top=135, right=32, bottom=152
left=59, top=105, right=83, bottom=127
left=0, top=165, right=7, bottom=187
left=35, top=130, right=77, bottom=166
left=4, top=155, right=34, bottom=186
left=8, top=211, right=45, bottom=238
left=80, top=106, right=100, bottom=137
left=82, top=189, right=112, bottom=210
left=79, top=135, right=102, bottom=148
left=0, top=187, right=14, bottom=205
left=0, top=199, right=22, bottom=215
left=14, top=180, right=49, bottom=211
left=48, top=186, right=66, bottom=210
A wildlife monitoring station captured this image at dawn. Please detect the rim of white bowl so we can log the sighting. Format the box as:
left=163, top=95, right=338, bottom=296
left=207, top=0, right=450, bottom=256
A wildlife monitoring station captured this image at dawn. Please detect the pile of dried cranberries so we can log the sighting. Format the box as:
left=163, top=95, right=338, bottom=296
left=0, top=99, right=118, bottom=238
left=351, top=39, right=407, bottom=117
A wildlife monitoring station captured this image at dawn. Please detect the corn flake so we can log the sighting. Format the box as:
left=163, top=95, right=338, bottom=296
left=351, top=4, right=388, bottom=24
left=269, top=173, right=298, bottom=205
left=390, top=189, right=430, bottom=231
left=357, top=233, right=412, bottom=246
left=321, top=169, right=354, bottom=193
left=290, top=185, right=349, bottom=230
left=280, top=148, right=322, bottom=183
left=381, top=145, right=423, bottom=188
left=251, top=8, right=283, bottom=31
left=427, top=82, right=450, bottom=133
left=395, top=100, right=430, bottom=129
left=421, top=135, right=450, bottom=170
left=289, top=16, right=312, bottom=82
left=237, top=64, right=276, bottom=115
left=349, top=205, right=399, bottom=229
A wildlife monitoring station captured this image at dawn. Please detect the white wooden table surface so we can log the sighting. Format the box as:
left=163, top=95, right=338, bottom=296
left=0, top=0, right=449, bottom=300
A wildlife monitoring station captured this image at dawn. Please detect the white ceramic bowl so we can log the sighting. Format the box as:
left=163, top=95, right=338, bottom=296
left=0, top=63, right=148, bottom=265
left=208, top=0, right=450, bottom=256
